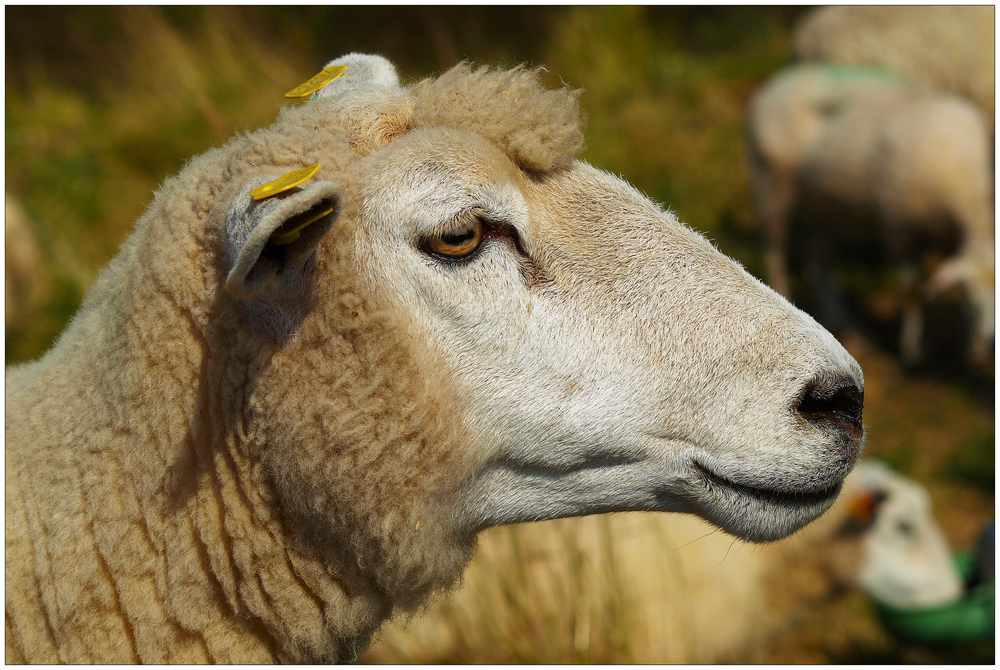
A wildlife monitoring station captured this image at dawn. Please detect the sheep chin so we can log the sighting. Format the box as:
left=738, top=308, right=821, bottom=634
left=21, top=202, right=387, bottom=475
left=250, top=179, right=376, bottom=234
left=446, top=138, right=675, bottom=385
left=686, top=462, right=844, bottom=544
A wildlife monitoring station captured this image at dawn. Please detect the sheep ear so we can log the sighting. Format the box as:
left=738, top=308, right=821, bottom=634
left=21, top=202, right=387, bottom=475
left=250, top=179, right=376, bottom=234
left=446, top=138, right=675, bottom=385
left=836, top=489, right=888, bottom=537
left=314, top=53, right=412, bottom=156
left=315, top=53, right=402, bottom=99
left=225, top=180, right=342, bottom=299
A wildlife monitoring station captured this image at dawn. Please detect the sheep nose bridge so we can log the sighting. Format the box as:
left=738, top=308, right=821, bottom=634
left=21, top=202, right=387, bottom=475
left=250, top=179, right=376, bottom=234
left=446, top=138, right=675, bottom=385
left=795, top=372, right=865, bottom=444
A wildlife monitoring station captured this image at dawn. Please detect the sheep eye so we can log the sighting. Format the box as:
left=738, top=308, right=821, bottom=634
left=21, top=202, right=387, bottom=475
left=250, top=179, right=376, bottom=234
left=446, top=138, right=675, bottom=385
left=427, top=217, right=485, bottom=259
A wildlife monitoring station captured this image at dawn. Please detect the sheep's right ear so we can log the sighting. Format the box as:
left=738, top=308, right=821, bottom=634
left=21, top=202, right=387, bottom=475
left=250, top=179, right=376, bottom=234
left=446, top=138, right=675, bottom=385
left=224, top=179, right=342, bottom=300
left=835, top=489, right=888, bottom=537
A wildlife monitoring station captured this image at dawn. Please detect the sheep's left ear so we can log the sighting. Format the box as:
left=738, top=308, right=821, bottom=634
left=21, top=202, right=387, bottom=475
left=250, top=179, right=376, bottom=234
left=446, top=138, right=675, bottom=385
left=313, top=53, right=412, bottom=156
left=225, top=179, right=341, bottom=300
left=315, top=53, right=401, bottom=96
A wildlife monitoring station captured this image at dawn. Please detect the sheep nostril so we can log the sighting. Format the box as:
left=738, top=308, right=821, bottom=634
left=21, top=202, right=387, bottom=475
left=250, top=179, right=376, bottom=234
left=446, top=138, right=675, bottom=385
left=797, top=377, right=864, bottom=439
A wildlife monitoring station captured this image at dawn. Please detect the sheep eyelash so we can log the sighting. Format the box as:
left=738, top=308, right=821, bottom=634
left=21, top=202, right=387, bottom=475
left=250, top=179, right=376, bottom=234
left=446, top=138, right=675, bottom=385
left=420, top=207, right=517, bottom=264
left=427, top=207, right=491, bottom=240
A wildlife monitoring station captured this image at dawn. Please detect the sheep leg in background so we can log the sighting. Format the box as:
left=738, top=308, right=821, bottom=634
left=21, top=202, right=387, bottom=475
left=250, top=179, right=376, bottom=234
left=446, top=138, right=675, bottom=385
left=923, top=245, right=996, bottom=371
left=754, top=164, right=797, bottom=298
left=802, top=224, right=857, bottom=338
left=896, top=263, right=925, bottom=369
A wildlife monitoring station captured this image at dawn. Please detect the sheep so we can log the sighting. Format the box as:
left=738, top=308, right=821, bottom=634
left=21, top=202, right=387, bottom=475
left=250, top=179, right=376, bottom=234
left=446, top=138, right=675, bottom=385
left=793, top=6, right=995, bottom=119
left=839, top=461, right=963, bottom=610
left=747, top=64, right=995, bottom=369
left=366, top=461, right=963, bottom=663
left=5, top=53, right=865, bottom=664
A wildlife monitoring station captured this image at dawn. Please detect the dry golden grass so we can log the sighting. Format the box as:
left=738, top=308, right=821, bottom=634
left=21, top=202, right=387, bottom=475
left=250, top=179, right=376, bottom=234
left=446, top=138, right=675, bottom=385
left=365, top=513, right=771, bottom=664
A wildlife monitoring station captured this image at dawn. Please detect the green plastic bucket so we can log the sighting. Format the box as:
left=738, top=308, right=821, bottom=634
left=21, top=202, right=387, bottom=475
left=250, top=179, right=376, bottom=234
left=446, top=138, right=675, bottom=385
left=873, top=552, right=994, bottom=644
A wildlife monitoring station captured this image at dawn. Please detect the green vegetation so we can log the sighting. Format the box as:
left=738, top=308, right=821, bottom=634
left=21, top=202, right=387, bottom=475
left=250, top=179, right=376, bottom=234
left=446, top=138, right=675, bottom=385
left=948, top=427, right=996, bottom=494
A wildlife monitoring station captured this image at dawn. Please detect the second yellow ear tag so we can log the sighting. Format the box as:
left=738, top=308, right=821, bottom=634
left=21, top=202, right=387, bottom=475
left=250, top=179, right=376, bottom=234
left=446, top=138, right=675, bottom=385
left=250, top=163, right=322, bottom=201
left=285, top=64, right=348, bottom=99
left=271, top=205, right=336, bottom=246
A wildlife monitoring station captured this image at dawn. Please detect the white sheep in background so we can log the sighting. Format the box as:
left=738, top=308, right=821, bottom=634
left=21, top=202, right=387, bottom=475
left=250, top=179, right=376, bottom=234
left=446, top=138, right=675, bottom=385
left=5, top=53, right=865, bottom=663
left=842, top=461, right=963, bottom=610
left=366, top=461, right=963, bottom=663
left=747, top=64, right=994, bottom=369
left=794, top=6, right=995, bottom=119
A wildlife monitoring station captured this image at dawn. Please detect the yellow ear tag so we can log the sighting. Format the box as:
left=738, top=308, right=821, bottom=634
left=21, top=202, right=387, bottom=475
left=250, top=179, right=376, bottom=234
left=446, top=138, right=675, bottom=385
left=270, top=205, right=335, bottom=246
left=250, top=163, right=322, bottom=201
left=284, top=64, right=348, bottom=99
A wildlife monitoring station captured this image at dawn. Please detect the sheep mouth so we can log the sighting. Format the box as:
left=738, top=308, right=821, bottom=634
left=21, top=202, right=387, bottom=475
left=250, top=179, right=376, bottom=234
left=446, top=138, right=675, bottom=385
left=692, top=461, right=843, bottom=505
left=688, top=460, right=844, bottom=542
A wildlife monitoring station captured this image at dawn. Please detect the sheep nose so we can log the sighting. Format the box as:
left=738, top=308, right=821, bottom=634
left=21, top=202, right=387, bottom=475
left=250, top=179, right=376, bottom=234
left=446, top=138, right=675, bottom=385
left=797, top=374, right=864, bottom=443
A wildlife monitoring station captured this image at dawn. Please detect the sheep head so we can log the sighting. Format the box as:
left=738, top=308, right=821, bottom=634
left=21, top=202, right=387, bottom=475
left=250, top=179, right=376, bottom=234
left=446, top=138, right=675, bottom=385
left=834, top=461, right=963, bottom=609
left=209, top=54, right=865, bottom=654
left=924, top=245, right=995, bottom=366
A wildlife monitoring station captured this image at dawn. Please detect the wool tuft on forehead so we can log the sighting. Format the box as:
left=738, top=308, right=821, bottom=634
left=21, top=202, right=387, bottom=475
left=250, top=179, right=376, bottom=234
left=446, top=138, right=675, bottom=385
left=408, top=63, right=586, bottom=173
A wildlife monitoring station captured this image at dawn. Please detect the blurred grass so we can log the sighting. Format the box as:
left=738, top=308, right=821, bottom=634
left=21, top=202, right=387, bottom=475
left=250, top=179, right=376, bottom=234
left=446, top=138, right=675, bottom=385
left=6, top=7, right=303, bottom=359
left=5, top=6, right=993, bottom=664
left=5, top=5, right=805, bottom=361
left=547, top=7, right=796, bottom=243
left=947, top=427, right=995, bottom=494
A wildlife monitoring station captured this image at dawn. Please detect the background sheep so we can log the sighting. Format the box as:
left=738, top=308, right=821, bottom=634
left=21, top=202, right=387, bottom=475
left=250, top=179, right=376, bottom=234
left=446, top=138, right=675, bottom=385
left=365, top=461, right=966, bottom=663
left=842, top=461, right=963, bottom=610
left=793, top=6, right=995, bottom=119
left=747, top=64, right=995, bottom=370
left=5, top=53, right=865, bottom=663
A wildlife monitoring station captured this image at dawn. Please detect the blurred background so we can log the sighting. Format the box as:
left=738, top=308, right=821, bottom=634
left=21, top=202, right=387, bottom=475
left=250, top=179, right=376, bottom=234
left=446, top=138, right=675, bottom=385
left=5, top=6, right=994, bottom=663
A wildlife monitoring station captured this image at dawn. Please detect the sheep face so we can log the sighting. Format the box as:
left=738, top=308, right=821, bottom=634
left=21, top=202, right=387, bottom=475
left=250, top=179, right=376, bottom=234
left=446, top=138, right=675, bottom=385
left=839, top=462, right=963, bottom=609
left=349, top=123, right=865, bottom=544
